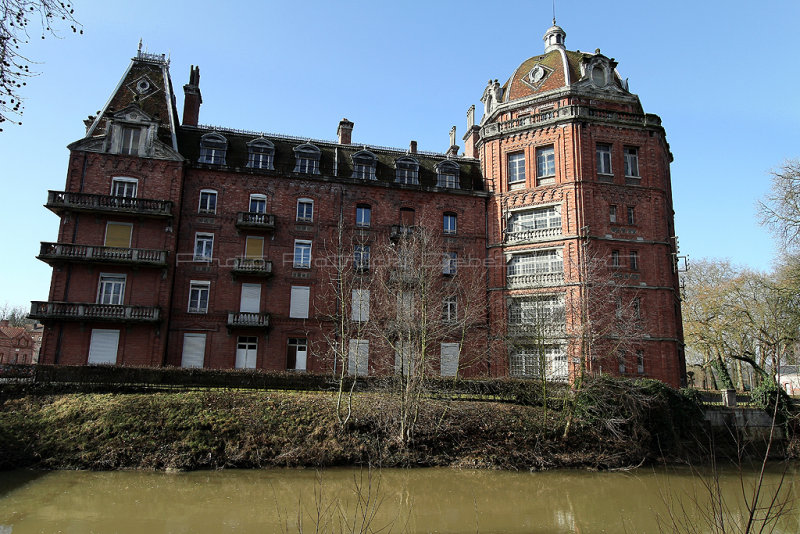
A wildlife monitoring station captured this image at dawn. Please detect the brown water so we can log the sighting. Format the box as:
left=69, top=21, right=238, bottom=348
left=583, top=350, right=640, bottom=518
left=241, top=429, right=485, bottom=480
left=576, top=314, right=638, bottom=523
left=0, top=465, right=797, bottom=533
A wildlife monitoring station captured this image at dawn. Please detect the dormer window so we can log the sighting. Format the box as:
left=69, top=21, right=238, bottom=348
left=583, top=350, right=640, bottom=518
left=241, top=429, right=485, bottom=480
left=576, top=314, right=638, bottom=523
left=395, top=156, right=419, bottom=185
left=199, top=133, right=227, bottom=165
left=247, top=138, right=275, bottom=170
left=351, top=150, right=377, bottom=180
left=435, top=161, right=460, bottom=189
left=120, top=126, right=142, bottom=155
left=293, top=143, right=321, bottom=174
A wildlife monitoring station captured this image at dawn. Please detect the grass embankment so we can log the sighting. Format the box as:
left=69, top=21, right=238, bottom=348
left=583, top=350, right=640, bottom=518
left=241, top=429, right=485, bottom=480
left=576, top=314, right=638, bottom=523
left=0, top=378, right=711, bottom=471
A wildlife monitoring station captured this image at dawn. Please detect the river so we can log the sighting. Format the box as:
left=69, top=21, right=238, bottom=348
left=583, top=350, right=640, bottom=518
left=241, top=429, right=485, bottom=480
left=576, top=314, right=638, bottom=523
left=0, top=465, right=797, bottom=533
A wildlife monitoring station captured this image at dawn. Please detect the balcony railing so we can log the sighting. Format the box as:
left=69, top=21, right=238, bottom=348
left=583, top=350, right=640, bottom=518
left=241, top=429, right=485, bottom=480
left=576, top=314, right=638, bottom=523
left=506, top=227, right=562, bottom=244
left=231, top=258, right=273, bottom=276
left=506, top=272, right=564, bottom=289
left=235, top=212, right=276, bottom=231
left=506, top=322, right=566, bottom=338
left=38, top=242, right=168, bottom=267
left=29, top=301, right=161, bottom=323
left=46, top=191, right=172, bottom=217
left=227, top=312, right=270, bottom=328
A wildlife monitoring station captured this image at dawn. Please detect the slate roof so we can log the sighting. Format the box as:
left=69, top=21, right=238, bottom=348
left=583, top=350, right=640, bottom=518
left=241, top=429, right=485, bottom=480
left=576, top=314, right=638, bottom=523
left=0, top=325, right=28, bottom=340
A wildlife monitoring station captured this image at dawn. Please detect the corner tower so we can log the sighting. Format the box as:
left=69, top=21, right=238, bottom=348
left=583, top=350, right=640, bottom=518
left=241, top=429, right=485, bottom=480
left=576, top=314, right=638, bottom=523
left=469, top=22, right=685, bottom=387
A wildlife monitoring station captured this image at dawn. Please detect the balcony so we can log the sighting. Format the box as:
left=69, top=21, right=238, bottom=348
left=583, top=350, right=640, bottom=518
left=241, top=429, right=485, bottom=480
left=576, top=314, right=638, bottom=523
left=506, top=272, right=564, bottom=289
left=389, top=225, right=416, bottom=241
left=506, top=322, right=566, bottom=338
left=30, top=301, right=161, bottom=323
left=506, top=228, right=562, bottom=244
left=46, top=191, right=172, bottom=218
left=227, top=312, right=270, bottom=329
left=38, top=242, right=168, bottom=267
left=235, top=212, right=276, bottom=231
left=231, top=258, right=273, bottom=277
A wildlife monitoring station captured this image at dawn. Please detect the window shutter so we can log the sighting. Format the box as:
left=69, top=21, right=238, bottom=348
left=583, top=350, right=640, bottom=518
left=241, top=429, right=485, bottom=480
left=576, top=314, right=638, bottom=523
left=440, top=343, right=460, bottom=377
left=240, top=283, right=261, bottom=313
left=245, top=236, right=264, bottom=258
left=87, top=329, right=120, bottom=364
left=105, top=223, right=132, bottom=248
left=351, top=289, right=369, bottom=321
left=348, top=339, right=369, bottom=376
left=181, top=333, right=206, bottom=368
left=290, top=286, right=310, bottom=319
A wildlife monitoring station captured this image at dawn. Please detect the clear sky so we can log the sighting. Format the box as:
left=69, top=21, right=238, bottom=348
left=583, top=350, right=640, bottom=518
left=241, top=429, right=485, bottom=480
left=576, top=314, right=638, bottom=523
left=1, top=0, right=799, bottom=309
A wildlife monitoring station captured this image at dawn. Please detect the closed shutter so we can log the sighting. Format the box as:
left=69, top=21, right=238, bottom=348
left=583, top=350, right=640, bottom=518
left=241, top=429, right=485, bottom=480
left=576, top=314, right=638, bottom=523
left=440, top=343, right=460, bottom=377
left=245, top=236, right=263, bottom=258
left=289, top=286, right=310, bottom=319
left=351, top=289, right=369, bottom=321
left=348, top=339, right=369, bottom=376
left=240, top=283, right=261, bottom=313
left=181, top=333, right=206, bottom=368
left=105, top=222, right=132, bottom=247
left=88, top=329, right=120, bottom=364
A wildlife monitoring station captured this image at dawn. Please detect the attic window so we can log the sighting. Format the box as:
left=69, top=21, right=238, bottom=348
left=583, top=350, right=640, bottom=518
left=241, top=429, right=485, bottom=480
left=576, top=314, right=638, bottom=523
left=198, top=133, right=227, bottom=165
left=351, top=150, right=377, bottom=180
left=120, top=126, right=142, bottom=155
left=395, top=156, right=419, bottom=185
left=247, top=138, right=275, bottom=170
left=293, top=143, right=321, bottom=174
left=435, top=161, right=460, bottom=189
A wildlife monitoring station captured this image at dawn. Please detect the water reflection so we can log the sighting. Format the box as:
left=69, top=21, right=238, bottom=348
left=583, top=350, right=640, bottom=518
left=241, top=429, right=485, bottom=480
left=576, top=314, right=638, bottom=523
left=0, top=465, right=796, bottom=533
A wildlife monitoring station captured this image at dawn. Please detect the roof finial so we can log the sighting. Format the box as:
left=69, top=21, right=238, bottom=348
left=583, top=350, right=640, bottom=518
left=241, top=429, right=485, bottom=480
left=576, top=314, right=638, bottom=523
left=138, top=38, right=142, bottom=53
left=552, top=0, right=556, bottom=25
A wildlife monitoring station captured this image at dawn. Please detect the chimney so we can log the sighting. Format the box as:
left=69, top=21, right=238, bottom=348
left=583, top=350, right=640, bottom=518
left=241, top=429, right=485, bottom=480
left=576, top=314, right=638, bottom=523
left=0, top=320, right=9, bottom=327
left=337, top=118, right=354, bottom=144
left=409, top=140, right=417, bottom=154
left=182, top=65, right=202, bottom=127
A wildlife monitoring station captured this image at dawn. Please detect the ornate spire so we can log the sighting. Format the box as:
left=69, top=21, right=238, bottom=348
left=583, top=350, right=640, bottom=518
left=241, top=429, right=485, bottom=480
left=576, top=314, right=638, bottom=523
left=543, top=22, right=566, bottom=53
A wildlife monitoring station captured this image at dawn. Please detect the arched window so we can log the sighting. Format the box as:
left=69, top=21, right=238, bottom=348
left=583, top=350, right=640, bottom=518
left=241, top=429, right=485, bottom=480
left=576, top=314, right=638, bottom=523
left=395, top=156, right=419, bottom=185
left=293, top=143, right=321, bottom=174
left=351, top=150, right=377, bottom=180
left=247, top=138, right=275, bottom=170
left=198, top=133, right=227, bottom=165
left=435, top=161, right=460, bottom=189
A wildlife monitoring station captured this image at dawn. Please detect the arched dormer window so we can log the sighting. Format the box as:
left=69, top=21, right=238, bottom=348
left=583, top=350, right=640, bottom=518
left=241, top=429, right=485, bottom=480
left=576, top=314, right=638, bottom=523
left=351, top=150, right=377, bottom=180
left=435, top=160, right=460, bottom=189
left=198, top=133, right=227, bottom=165
left=395, top=156, right=419, bottom=185
left=293, top=143, right=321, bottom=174
left=247, top=138, right=275, bottom=170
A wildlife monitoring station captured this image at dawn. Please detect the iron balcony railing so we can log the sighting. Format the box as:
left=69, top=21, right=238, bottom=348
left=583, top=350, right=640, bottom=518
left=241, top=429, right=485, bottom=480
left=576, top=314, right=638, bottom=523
left=38, top=242, right=168, bottom=267
left=235, top=211, right=276, bottom=230
left=227, top=312, right=270, bottom=328
left=29, top=301, right=161, bottom=323
left=46, top=190, right=173, bottom=217
left=506, top=272, right=564, bottom=289
left=506, top=322, right=567, bottom=338
left=505, top=227, right=562, bottom=244
left=231, top=258, right=273, bottom=276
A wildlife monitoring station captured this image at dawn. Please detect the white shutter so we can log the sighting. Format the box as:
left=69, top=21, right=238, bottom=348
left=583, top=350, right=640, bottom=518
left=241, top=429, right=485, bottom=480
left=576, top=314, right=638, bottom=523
left=348, top=339, right=369, bottom=376
left=394, top=342, right=411, bottom=375
left=290, top=286, right=310, bottom=319
left=351, top=289, right=370, bottom=322
left=440, top=343, right=460, bottom=377
left=181, top=333, right=206, bottom=368
left=88, top=329, right=119, bottom=364
left=240, top=283, right=261, bottom=313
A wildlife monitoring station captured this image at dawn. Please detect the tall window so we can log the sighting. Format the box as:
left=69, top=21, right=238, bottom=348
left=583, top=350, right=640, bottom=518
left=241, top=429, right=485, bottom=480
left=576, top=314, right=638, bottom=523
left=198, top=133, right=227, bottom=165
left=97, top=274, right=125, bottom=305
left=120, top=126, right=141, bottom=156
left=630, top=250, right=639, bottom=271
left=536, top=145, right=555, bottom=185
left=188, top=281, right=210, bottom=313
left=508, top=295, right=565, bottom=327
left=596, top=143, right=612, bottom=175
left=293, top=143, right=321, bottom=174
left=443, top=252, right=457, bottom=275
left=194, top=233, right=214, bottom=261
left=507, top=205, right=561, bottom=234
left=443, top=212, right=457, bottom=235
left=395, top=156, right=419, bottom=185
left=351, top=289, right=370, bottom=322
left=400, top=207, right=415, bottom=226
left=247, top=138, right=275, bottom=170
left=198, top=189, right=217, bottom=214
left=443, top=296, right=458, bottom=322
left=609, top=204, right=617, bottom=223
left=618, top=351, right=627, bottom=374
left=611, top=249, right=620, bottom=267
left=508, top=152, right=526, bottom=188
left=436, top=161, right=460, bottom=189
left=624, top=147, right=640, bottom=177
left=637, top=350, right=645, bottom=374
left=351, top=150, right=377, bottom=180
left=249, top=194, right=267, bottom=214
left=627, top=206, right=635, bottom=225
left=354, top=245, right=370, bottom=271
left=111, top=177, right=137, bottom=198
left=356, top=204, right=371, bottom=228
left=296, top=198, right=314, bottom=222
left=294, top=240, right=312, bottom=269
left=507, top=249, right=562, bottom=276
left=287, top=338, right=308, bottom=370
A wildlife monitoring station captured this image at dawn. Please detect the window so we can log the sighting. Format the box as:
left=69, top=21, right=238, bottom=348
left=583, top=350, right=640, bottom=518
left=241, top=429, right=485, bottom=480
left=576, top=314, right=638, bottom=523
left=239, top=283, right=261, bottom=313
left=351, top=150, right=377, bottom=180
left=294, top=240, right=312, bottom=269
left=507, top=206, right=561, bottom=234
left=356, top=205, right=371, bottom=228
left=619, top=351, right=626, bottom=374
left=111, top=177, right=137, bottom=198
left=289, top=286, right=310, bottom=319
left=633, top=297, right=641, bottom=320
left=88, top=329, right=120, bottom=365
left=198, top=189, right=217, bottom=214
left=236, top=336, right=258, bottom=369
left=536, top=146, right=555, bottom=185
left=194, top=233, right=214, bottom=261
left=627, top=206, right=635, bottom=225
left=443, top=212, right=457, bottom=235
left=296, top=198, right=313, bottom=222
left=508, top=152, right=526, bottom=188
left=400, top=207, right=415, bottom=226
left=637, top=350, right=645, bottom=374
left=97, top=274, right=126, bottom=305
left=395, top=156, right=419, bottom=184
left=630, top=250, right=639, bottom=271
left=509, top=346, right=567, bottom=380
left=440, top=343, right=460, bottom=377
left=436, top=161, right=460, bottom=189
left=443, top=252, right=457, bottom=275
left=351, top=289, right=370, bottom=322
left=624, top=147, right=640, bottom=177
left=507, top=249, right=562, bottom=276
left=247, top=138, right=274, bottom=170
left=443, top=296, right=458, bottom=322
left=611, top=249, right=620, bottom=267
left=198, top=133, right=227, bottom=165
left=120, top=126, right=141, bottom=156
left=508, top=295, right=565, bottom=327
left=354, top=245, right=370, bottom=271
left=249, top=194, right=267, bottom=214
left=105, top=222, right=132, bottom=248
left=188, top=281, right=210, bottom=313
left=293, top=143, right=321, bottom=174
left=181, top=333, right=206, bottom=368
left=596, top=143, right=612, bottom=175
left=245, top=236, right=264, bottom=259
left=287, top=338, right=308, bottom=371
left=348, top=339, right=369, bottom=376
left=609, top=205, right=617, bottom=223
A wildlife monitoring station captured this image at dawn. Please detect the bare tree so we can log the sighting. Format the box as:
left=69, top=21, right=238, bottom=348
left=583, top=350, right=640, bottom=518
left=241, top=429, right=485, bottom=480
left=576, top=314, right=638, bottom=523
left=758, top=159, right=800, bottom=251
left=0, top=302, right=33, bottom=326
left=1, top=0, right=81, bottom=131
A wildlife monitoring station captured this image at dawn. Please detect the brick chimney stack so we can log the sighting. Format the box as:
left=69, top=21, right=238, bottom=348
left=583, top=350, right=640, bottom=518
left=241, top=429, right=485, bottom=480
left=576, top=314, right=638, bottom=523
left=409, top=140, right=417, bottom=154
left=182, top=65, right=202, bottom=127
left=337, top=118, right=354, bottom=144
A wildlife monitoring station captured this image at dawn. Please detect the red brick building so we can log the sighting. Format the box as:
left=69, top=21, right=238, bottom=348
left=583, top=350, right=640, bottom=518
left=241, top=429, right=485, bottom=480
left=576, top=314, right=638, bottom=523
left=32, top=24, right=685, bottom=386
left=0, top=320, right=35, bottom=364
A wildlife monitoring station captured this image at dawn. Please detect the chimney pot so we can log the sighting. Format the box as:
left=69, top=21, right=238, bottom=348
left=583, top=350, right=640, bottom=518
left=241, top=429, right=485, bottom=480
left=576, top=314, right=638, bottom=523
left=337, top=118, right=354, bottom=144
left=409, top=140, right=417, bottom=154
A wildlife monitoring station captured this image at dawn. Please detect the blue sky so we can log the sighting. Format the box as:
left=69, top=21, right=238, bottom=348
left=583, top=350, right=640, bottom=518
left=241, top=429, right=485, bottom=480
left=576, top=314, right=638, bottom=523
left=1, top=0, right=799, bottom=309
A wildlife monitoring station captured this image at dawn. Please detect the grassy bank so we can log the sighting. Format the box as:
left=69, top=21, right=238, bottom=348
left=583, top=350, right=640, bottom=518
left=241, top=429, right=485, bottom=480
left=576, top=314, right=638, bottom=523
left=0, top=377, right=723, bottom=471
